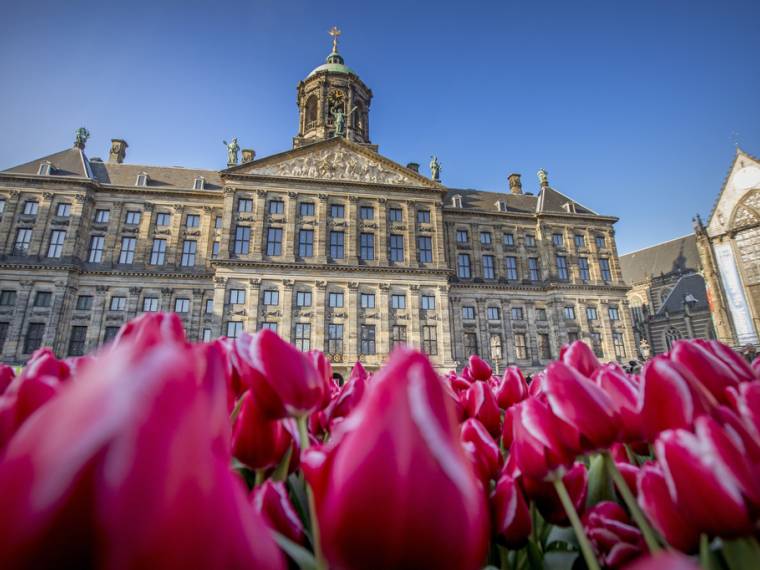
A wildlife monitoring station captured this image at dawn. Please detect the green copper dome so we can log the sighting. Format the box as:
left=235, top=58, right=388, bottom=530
left=307, top=50, right=355, bottom=78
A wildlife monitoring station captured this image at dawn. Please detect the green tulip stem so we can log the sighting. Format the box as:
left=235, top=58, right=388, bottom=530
left=296, top=415, right=326, bottom=570
left=254, top=469, right=266, bottom=486
left=602, top=451, right=661, bottom=553
left=552, top=475, right=601, bottom=570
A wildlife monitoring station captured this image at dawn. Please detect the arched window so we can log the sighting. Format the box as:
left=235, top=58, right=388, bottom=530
left=352, top=103, right=364, bottom=133
left=305, top=96, right=318, bottom=128
left=664, top=327, right=681, bottom=351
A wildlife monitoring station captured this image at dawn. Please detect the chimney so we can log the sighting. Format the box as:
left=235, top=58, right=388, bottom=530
left=109, top=139, right=128, bottom=164
left=241, top=148, right=256, bottom=164
left=406, top=162, right=420, bottom=173
left=508, top=173, right=523, bottom=195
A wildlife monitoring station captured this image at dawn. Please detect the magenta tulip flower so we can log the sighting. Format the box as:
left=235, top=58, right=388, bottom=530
left=560, top=340, right=601, bottom=378
left=463, top=380, right=502, bottom=438
left=468, top=354, right=493, bottom=381
left=583, top=501, right=644, bottom=568
left=491, top=473, right=532, bottom=549
left=495, top=366, right=528, bottom=410
left=231, top=390, right=293, bottom=471
left=252, top=481, right=306, bottom=546
left=461, top=417, right=503, bottom=487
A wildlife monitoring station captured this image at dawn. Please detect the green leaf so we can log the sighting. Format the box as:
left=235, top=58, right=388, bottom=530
left=272, top=531, right=317, bottom=570
left=721, top=537, right=760, bottom=570
left=526, top=540, right=543, bottom=570
left=586, top=453, right=614, bottom=508
left=701, top=534, right=728, bottom=570
left=271, top=446, right=293, bottom=482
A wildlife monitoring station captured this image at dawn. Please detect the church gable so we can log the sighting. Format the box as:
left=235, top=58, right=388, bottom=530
left=230, top=139, right=439, bottom=188
left=707, top=149, right=760, bottom=237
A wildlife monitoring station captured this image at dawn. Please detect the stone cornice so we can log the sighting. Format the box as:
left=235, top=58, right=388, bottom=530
left=222, top=172, right=444, bottom=195
left=449, top=280, right=630, bottom=294
left=213, top=259, right=452, bottom=277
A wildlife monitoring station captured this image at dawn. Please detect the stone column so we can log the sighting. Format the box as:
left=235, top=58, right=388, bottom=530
left=471, top=223, right=483, bottom=279
left=377, top=198, right=388, bottom=265
left=450, top=295, right=463, bottom=364
left=284, top=192, right=298, bottom=262
left=378, top=283, right=390, bottom=356
left=221, top=188, right=236, bottom=257
left=62, top=194, right=89, bottom=259
left=212, top=277, right=228, bottom=336
left=134, top=204, right=154, bottom=264
left=86, top=285, right=110, bottom=350
left=315, top=194, right=328, bottom=264
left=126, top=286, right=142, bottom=320
left=314, top=281, right=327, bottom=351
left=0, top=190, right=22, bottom=254
left=198, top=207, right=214, bottom=267
left=160, top=287, right=173, bottom=312
left=346, top=197, right=358, bottom=263
left=404, top=202, right=417, bottom=265
left=190, top=288, right=205, bottom=340
left=432, top=202, right=446, bottom=269
left=346, top=282, right=359, bottom=361
left=409, top=284, right=421, bottom=350
left=281, top=280, right=295, bottom=342
left=103, top=202, right=124, bottom=264
left=251, top=189, right=267, bottom=261
left=167, top=205, right=184, bottom=267
left=437, top=285, right=454, bottom=366
left=246, top=278, right=261, bottom=333
left=31, top=192, right=56, bottom=257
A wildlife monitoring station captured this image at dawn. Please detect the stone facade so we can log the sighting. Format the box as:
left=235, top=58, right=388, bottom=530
left=0, top=41, right=634, bottom=373
left=695, top=148, right=760, bottom=348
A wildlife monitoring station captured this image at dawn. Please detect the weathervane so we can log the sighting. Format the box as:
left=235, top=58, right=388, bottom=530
left=329, top=26, right=341, bottom=52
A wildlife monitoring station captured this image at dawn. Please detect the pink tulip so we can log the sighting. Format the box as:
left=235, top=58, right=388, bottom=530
left=594, top=364, right=642, bottom=442
left=752, top=355, right=760, bottom=377
left=252, top=481, right=306, bottom=546
left=450, top=374, right=472, bottom=394
left=468, top=354, right=493, bottom=381
left=638, top=357, right=700, bottom=441
left=325, top=372, right=366, bottom=426
left=348, top=360, right=369, bottom=383
left=625, top=552, right=701, bottom=570
left=491, top=473, right=532, bottom=549
left=521, top=462, right=588, bottom=526
left=0, top=365, right=14, bottom=395
left=461, top=418, right=503, bottom=487
left=231, top=390, right=293, bottom=471
left=544, top=362, right=620, bottom=451
left=735, top=380, right=760, bottom=441
left=302, top=348, right=489, bottom=570
left=670, top=340, right=740, bottom=404
left=636, top=463, right=700, bottom=552
left=495, top=366, right=528, bottom=410
left=463, top=380, right=501, bottom=438
left=109, top=311, right=188, bottom=351
left=17, top=347, right=70, bottom=384
left=235, top=330, right=326, bottom=418
left=699, top=340, right=757, bottom=382
left=583, top=501, right=644, bottom=568
left=0, top=320, right=284, bottom=569
left=560, top=340, right=601, bottom=378
left=0, top=374, right=60, bottom=449
left=615, top=461, right=640, bottom=499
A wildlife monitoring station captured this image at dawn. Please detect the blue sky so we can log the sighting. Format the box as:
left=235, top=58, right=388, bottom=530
left=1, top=0, right=758, bottom=253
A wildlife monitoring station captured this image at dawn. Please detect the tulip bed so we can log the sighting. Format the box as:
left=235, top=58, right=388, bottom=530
left=0, top=313, right=759, bottom=570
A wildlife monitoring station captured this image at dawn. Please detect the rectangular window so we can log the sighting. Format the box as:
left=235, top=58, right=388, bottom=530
left=538, top=333, right=551, bottom=360
left=268, top=200, right=284, bottom=215
left=464, top=332, right=478, bottom=356
left=525, top=234, right=536, bottom=247
left=389, top=234, right=404, bottom=262
left=552, top=233, right=564, bottom=247
left=490, top=334, right=503, bottom=362
left=185, top=214, right=200, bottom=228
left=299, top=202, right=315, bottom=216
left=0, top=322, right=8, bottom=352
left=457, top=254, right=471, bottom=278
left=23, top=201, right=38, bottom=216
left=591, top=332, right=604, bottom=357
left=226, top=321, right=243, bottom=339
left=596, top=235, right=606, bottom=249
left=421, top=295, right=435, bottom=310
left=298, top=229, right=314, bottom=257
left=155, top=212, right=171, bottom=226
left=360, top=293, right=376, bottom=309
left=327, top=323, right=344, bottom=355
left=391, top=294, right=406, bottom=309
left=150, top=239, right=166, bottom=265
left=229, top=289, right=246, bottom=305
left=212, top=241, right=220, bottom=259
left=110, top=296, right=127, bottom=311
left=296, top=291, right=312, bottom=307
left=233, top=226, right=250, bottom=255
left=328, top=292, right=344, bottom=308
left=68, top=326, right=87, bottom=356
left=260, top=322, right=278, bottom=332
left=505, top=256, right=518, bottom=280
left=24, top=323, right=45, bottom=353
left=205, top=298, right=214, bottom=314
left=391, top=325, right=407, bottom=348
left=417, top=210, right=431, bottom=224
left=536, top=307, right=547, bottom=321
left=462, top=306, right=475, bottom=320
left=480, top=231, right=492, bottom=245
left=360, top=233, right=374, bottom=260
left=564, top=306, right=576, bottom=320
left=202, top=328, right=212, bottom=342
left=99, top=327, right=119, bottom=346
left=511, top=307, right=524, bottom=320
left=586, top=307, right=598, bottom=321
left=456, top=229, right=469, bottom=243
left=360, top=325, right=376, bottom=355
left=181, top=240, right=197, bottom=267
left=613, top=332, right=625, bottom=359
left=574, top=235, right=585, bottom=248
left=0, top=199, right=4, bottom=214
left=423, top=325, right=438, bottom=355
left=76, top=295, right=93, bottom=310
left=56, top=203, right=71, bottom=217
left=579, top=257, right=590, bottom=281
left=608, top=305, right=620, bottom=321
left=389, top=207, right=402, bottom=222
left=514, top=333, right=528, bottom=360
left=263, top=290, right=280, bottom=306
left=88, top=235, right=104, bottom=263
left=330, top=231, right=344, bottom=259
left=503, top=233, right=515, bottom=246
left=600, top=258, right=612, bottom=281
left=214, top=215, right=223, bottom=229
left=527, top=257, right=540, bottom=281
left=330, top=204, right=345, bottom=218
left=487, top=306, right=500, bottom=320
left=174, top=298, right=190, bottom=313
left=14, top=228, right=32, bottom=254
left=417, top=236, right=432, bottom=263
left=556, top=255, right=568, bottom=280
left=266, top=228, right=283, bottom=256
left=482, top=255, right=495, bottom=279
left=294, top=323, right=311, bottom=351
left=568, top=332, right=578, bottom=344
left=95, top=209, right=110, bottom=223
left=125, top=210, right=141, bottom=225
left=47, top=230, right=66, bottom=258
left=34, top=291, right=52, bottom=307
left=119, top=237, right=136, bottom=264
left=143, top=297, right=159, bottom=312
left=359, top=206, right=374, bottom=220
left=238, top=198, right=253, bottom=213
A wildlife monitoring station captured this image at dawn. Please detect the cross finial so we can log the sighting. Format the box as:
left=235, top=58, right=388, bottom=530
left=328, top=26, right=341, bottom=52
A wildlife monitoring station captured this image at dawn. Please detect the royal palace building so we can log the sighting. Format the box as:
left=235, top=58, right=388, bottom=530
left=0, top=34, right=635, bottom=373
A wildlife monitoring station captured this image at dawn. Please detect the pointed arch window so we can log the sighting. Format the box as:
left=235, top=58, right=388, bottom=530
left=665, top=327, right=682, bottom=351
left=305, top=95, right=318, bottom=129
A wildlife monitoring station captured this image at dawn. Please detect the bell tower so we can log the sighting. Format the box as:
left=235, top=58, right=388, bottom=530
left=293, top=27, right=373, bottom=148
